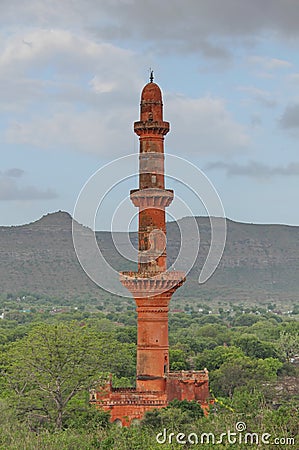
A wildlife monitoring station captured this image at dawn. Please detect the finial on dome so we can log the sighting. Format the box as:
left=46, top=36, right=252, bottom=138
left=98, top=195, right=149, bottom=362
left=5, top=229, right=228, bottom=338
left=149, top=69, right=154, bottom=83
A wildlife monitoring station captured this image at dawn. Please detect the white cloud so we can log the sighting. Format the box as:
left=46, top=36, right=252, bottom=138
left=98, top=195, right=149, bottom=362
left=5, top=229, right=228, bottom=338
left=0, top=28, right=144, bottom=155
left=4, top=168, right=24, bottom=177
left=1, top=1, right=299, bottom=59
left=279, top=103, right=299, bottom=130
left=0, top=26, right=249, bottom=157
left=250, top=113, right=262, bottom=128
left=206, top=160, right=299, bottom=179
left=5, top=92, right=249, bottom=157
left=166, top=94, right=249, bottom=155
left=248, top=56, right=292, bottom=71
left=288, top=73, right=299, bottom=84
left=237, top=86, right=277, bottom=108
left=0, top=28, right=142, bottom=110
left=5, top=107, right=135, bottom=156
left=0, top=28, right=137, bottom=77
left=89, top=77, right=117, bottom=94
left=0, top=169, right=58, bottom=201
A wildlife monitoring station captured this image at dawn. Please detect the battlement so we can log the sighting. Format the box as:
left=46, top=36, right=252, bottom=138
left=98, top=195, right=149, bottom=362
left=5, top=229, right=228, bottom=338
left=168, top=369, right=209, bottom=381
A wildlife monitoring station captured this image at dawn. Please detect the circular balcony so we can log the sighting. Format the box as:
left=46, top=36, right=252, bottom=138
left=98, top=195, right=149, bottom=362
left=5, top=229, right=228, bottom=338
left=130, top=188, right=174, bottom=208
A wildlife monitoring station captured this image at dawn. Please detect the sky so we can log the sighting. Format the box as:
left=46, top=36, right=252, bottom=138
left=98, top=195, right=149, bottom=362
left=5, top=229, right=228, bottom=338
left=1, top=0, right=299, bottom=229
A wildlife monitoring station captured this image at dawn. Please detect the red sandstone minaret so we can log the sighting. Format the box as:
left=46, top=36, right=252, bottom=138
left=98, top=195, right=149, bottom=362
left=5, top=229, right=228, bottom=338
left=92, top=75, right=210, bottom=426
left=120, top=72, right=185, bottom=392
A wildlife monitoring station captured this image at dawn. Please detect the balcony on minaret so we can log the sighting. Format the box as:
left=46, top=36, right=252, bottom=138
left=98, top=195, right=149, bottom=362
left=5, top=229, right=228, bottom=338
left=119, top=270, right=186, bottom=298
left=134, top=120, right=170, bottom=137
left=130, top=188, right=173, bottom=208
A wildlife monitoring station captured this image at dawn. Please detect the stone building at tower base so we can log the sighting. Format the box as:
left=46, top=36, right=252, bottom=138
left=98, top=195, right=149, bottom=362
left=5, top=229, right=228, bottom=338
left=90, top=369, right=210, bottom=426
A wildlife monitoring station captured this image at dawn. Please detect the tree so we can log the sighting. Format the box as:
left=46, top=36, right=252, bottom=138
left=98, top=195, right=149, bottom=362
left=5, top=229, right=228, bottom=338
left=277, top=330, right=299, bottom=363
left=169, top=348, right=190, bottom=370
left=194, top=345, right=244, bottom=372
left=96, top=337, right=136, bottom=381
left=3, top=322, right=105, bottom=430
left=232, top=314, right=261, bottom=327
left=233, top=334, right=279, bottom=359
left=142, top=399, right=203, bottom=430
left=211, top=356, right=282, bottom=398
left=166, top=399, right=204, bottom=419
left=231, top=386, right=266, bottom=414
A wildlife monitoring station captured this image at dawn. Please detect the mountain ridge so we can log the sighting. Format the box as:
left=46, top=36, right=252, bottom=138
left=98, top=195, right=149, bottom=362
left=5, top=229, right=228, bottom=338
left=0, top=211, right=298, bottom=307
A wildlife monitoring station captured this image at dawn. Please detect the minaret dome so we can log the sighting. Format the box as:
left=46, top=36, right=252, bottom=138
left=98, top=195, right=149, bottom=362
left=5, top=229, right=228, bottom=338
left=139, top=80, right=164, bottom=123
left=141, top=82, right=162, bottom=103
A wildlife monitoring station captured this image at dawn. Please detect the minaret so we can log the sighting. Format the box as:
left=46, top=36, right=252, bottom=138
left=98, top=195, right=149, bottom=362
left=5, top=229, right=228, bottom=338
left=120, top=74, right=185, bottom=392
left=92, top=76, right=210, bottom=425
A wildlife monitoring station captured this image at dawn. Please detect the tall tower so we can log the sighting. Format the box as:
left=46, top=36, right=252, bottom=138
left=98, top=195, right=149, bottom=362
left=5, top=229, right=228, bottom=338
left=120, top=73, right=185, bottom=392
left=91, top=75, right=210, bottom=426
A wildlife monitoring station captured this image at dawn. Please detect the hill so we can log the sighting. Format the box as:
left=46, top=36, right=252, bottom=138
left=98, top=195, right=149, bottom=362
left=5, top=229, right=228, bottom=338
left=0, top=211, right=298, bottom=309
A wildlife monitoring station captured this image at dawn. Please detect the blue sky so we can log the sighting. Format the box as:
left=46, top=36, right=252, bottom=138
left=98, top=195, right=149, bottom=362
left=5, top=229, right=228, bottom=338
left=1, top=0, right=299, bottom=228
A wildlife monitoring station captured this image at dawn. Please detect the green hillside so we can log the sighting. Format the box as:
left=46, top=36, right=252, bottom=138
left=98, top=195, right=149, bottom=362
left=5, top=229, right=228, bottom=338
left=0, top=211, right=298, bottom=309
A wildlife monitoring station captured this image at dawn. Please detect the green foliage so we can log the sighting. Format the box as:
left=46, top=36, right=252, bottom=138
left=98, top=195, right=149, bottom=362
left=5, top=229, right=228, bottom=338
left=167, top=399, right=204, bottom=419
left=194, top=345, right=244, bottom=372
left=169, top=348, right=190, bottom=370
left=211, top=356, right=283, bottom=397
left=231, top=387, right=266, bottom=414
left=2, top=322, right=110, bottom=430
left=142, top=405, right=194, bottom=432
left=0, top=296, right=297, bottom=448
left=115, top=326, right=137, bottom=343
left=233, top=334, right=279, bottom=359
left=292, top=303, right=299, bottom=314
left=247, top=320, right=281, bottom=340
left=111, top=375, right=134, bottom=388
left=277, top=330, right=299, bottom=362
left=96, top=338, right=136, bottom=380
left=142, top=400, right=202, bottom=430
left=232, top=313, right=262, bottom=327
left=64, top=405, right=110, bottom=430
left=141, top=408, right=164, bottom=429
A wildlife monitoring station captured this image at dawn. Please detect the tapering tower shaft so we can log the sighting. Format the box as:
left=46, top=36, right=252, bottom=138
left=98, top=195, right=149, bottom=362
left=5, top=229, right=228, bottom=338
left=132, top=80, right=172, bottom=273
left=120, top=78, right=185, bottom=392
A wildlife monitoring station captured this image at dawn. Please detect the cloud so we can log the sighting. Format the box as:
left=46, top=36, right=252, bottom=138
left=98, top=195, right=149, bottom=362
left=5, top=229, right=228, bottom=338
left=238, top=86, right=277, bottom=108
left=5, top=107, right=135, bottom=156
left=89, top=77, right=117, bottom=94
left=0, top=29, right=136, bottom=78
left=166, top=94, right=249, bottom=155
left=248, top=56, right=292, bottom=71
left=247, top=56, right=293, bottom=79
left=0, top=29, right=142, bottom=105
left=279, top=103, right=299, bottom=129
left=0, top=28, right=144, bottom=156
left=3, top=168, right=24, bottom=177
left=97, top=1, right=299, bottom=41
left=206, top=160, right=299, bottom=178
left=6, top=93, right=249, bottom=157
left=250, top=113, right=262, bottom=127
left=0, top=170, right=58, bottom=201
left=1, top=1, right=299, bottom=59
left=0, top=29, right=249, bottom=159
left=288, top=73, right=299, bottom=84
left=91, top=1, right=299, bottom=59
left=0, top=5, right=290, bottom=160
